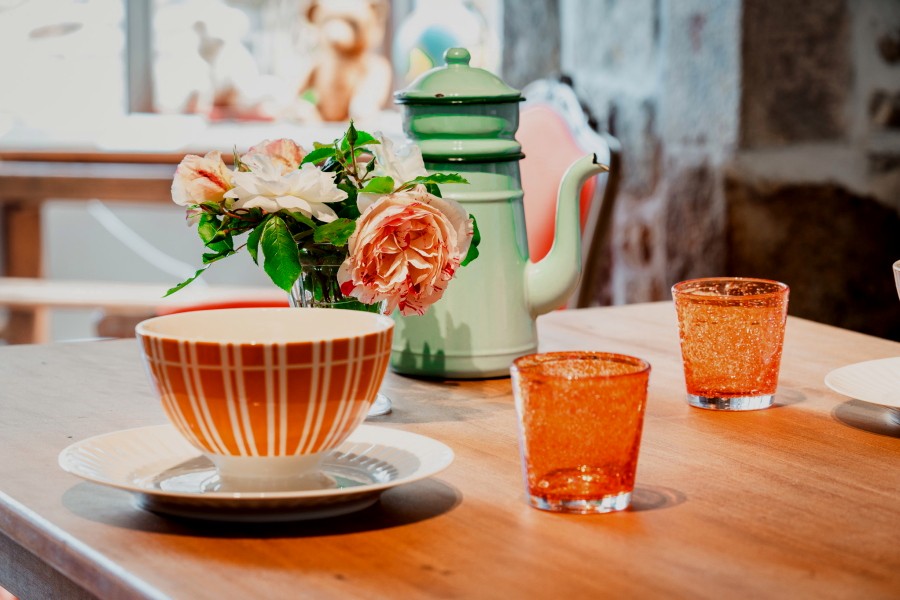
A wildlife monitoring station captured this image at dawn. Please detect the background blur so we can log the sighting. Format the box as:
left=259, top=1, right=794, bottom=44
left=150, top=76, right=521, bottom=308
left=0, top=0, right=898, bottom=341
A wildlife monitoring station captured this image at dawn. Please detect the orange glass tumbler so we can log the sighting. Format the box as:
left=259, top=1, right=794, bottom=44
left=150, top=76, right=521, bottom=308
left=511, top=352, right=651, bottom=514
left=673, top=277, right=789, bottom=411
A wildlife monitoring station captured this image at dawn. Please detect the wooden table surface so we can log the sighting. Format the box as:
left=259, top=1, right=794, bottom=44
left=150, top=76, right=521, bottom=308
left=1, top=302, right=898, bottom=600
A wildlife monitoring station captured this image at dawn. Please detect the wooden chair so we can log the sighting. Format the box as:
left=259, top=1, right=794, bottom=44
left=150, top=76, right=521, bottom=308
left=519, top=76, right=621, bottom=308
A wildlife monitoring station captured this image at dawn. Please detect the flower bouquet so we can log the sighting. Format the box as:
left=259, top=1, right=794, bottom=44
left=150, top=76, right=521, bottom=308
left=169, top=123, right=479, bottom=315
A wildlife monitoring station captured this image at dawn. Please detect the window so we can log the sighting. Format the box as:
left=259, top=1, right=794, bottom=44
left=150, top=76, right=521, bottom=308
left=0, top=0, right=127, bottom=137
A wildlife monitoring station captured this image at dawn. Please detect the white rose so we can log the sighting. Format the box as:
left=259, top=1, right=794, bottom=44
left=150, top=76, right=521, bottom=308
left=371, top=132, right=428, bottom=184
left=224, top=157, right=347, bottom=222
left=357, top=133, right=430, bottom=213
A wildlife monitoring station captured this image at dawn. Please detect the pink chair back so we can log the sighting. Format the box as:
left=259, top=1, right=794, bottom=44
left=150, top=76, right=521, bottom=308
left=518, top=78, right=620, bottom=308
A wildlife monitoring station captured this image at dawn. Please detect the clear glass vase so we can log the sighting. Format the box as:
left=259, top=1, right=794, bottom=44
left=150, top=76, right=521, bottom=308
left=288, top=256, right=392, bottom=417
left=288, top=262, right=382, bottom=313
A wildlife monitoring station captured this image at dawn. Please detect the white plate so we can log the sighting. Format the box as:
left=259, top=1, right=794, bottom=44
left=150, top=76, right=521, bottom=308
left=824, top=357, right=900, bottom=409
left=59, top=424, right=454, bottom=522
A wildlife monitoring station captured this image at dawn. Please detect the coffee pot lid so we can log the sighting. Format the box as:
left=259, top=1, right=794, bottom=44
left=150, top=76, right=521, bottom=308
left=394, top=48, right=521, bottom=105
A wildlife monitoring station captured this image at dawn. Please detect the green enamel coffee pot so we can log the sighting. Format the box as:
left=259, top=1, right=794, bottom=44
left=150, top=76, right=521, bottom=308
left=391, top=48, right=609, bottom=378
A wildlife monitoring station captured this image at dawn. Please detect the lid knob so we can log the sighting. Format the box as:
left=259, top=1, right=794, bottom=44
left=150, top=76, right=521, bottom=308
left=394, top=46, right=520, bottom=106
left=444, top=47, right=471, bottom=66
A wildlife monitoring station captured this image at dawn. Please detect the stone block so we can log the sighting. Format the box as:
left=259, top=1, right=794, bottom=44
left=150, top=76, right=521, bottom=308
left=608, top=192, right=667, bottom=304
left=726, top=177, right=900, bottom=341
left=870, top=90, right=900, bottom=129
left=741, top=0, right=851, bottom=146
left=664, top=162, right=727, bottom=285
left=661, top=0, right=741, bottom=154
left=502, top=0, right=561, bottom=88
left=877, top=27, right=900, bottom=64
left=569, top=86, right=661, bottom=198
left=869, top=150, right=900, bottom=204
left=560, top=0, right=660, bottom=87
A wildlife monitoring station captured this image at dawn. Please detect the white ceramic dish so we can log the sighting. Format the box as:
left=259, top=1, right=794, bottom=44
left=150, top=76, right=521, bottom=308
left=824, top=357, right=900, bottom=409
left=59, top=424, right=453, bottom=522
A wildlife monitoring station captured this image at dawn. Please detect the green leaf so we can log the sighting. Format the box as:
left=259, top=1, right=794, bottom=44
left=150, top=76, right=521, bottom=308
left=246, top=221, right=265, bottom=264
left=199, top=201, right=223, bottom=212
left=425, top=183, right=442, bottom=198
left=260, top=216, right=301, bottom=291
left=338, top=123, right=379, bottom=151
left=346, top=121, right=358, bottom=146
left=337, top=182, right=358, bottom=204
left=197, top=213, right=233, bottom=253
left=202, top=250, right=235, bottom=264
left=164, top=267, right=209, bottom=297
left=285, top=211, right=317, bottom=230
left=321, top=155, right=341, bottom=172
left=197, top=213, right=221, bottom=245
left=336, top=201, right=361, bottom=221
left=301, top=146, right=336, bottom=166
left=360, top=176, right=395, bottom=195
left=353, top=130, right=379, bottom=147
left=313, top=218, right=356, bottom=246
left=340, top=121, right=358, bottom=152
left=400, top=173, right=469, bottom=189
left=461, top=214, right=481, bottom=267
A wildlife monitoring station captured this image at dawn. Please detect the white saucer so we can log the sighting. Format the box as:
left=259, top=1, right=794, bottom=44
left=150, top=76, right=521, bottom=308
left=59, top=424, right=454, bottom=522
left=824, top=357, right=900, bottom=409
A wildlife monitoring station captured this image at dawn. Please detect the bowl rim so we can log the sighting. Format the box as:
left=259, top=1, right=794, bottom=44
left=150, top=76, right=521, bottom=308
left=135, top=307, right=394, bottom=345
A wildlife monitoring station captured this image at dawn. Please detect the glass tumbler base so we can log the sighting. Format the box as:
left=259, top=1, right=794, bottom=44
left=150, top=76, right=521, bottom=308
left=528, top=490, right=632, bottom=514
left=687, top=393, right=774, bottom=411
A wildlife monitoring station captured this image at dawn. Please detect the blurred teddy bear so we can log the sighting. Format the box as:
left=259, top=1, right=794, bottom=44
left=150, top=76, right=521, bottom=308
left=298, top=0, right=392, bottom=122
left=153, top=0, right=282, bottom=120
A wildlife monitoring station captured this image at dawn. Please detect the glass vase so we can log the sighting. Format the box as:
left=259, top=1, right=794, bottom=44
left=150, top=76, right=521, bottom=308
left=288, top=262, right=381, bottom=313
left=288, top=256, right=392, bottom=417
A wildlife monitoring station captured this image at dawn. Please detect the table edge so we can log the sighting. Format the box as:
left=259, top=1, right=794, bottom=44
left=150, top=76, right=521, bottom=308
left=0, top=491, right=166, bottom=600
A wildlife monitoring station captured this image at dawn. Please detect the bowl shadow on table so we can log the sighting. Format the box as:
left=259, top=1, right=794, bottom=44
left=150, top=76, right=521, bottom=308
left=61, top=477, right=462, bottom=539
left=379, top=375, right=513, bottom=425
left=832, top=400, right=900, bottom=438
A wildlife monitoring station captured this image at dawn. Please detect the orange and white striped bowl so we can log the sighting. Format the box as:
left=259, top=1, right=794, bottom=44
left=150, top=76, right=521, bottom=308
left=135, top=308, right=393, bottom=462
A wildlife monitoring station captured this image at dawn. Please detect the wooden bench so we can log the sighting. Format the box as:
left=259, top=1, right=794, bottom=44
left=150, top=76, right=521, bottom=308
left=0, top=277, right=286, bottom=344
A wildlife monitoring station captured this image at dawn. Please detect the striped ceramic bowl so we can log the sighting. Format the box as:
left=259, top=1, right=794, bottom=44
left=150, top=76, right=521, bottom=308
left=135, top=307, right=393, bottom=487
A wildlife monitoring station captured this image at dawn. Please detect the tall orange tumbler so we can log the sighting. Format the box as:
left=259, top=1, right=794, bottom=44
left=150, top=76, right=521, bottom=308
left=511, top=352, right=651, bottom=514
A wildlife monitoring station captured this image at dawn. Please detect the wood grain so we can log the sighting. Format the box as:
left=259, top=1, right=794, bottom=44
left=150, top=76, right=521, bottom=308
left=0, top=161, right=174, bottom=203
left=0, top=303, right=898, bottom=599
left=1, top=201, right=46, bottom=344
left=0, top=159, right=175, bottom=344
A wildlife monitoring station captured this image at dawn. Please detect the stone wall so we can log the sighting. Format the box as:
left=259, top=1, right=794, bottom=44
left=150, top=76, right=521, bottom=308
left=729, top=0, right=900, bottom=338
left=504, top=0, right=900, bottom=339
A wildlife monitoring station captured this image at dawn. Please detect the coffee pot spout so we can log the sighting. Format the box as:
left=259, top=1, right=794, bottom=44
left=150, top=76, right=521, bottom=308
left=525, top=153, right=610, bottom=317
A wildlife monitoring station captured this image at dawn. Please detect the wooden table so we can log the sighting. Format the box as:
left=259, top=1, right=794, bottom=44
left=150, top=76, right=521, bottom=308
left=1, top=302, right=898, bottom=599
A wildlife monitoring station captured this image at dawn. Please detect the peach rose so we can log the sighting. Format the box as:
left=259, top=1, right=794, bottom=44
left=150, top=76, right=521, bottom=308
left=337, top=185, right=473, bottom=316
left=242, top=138, right=305, bottom=175
left=171, top=151, right=233, bottom=207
